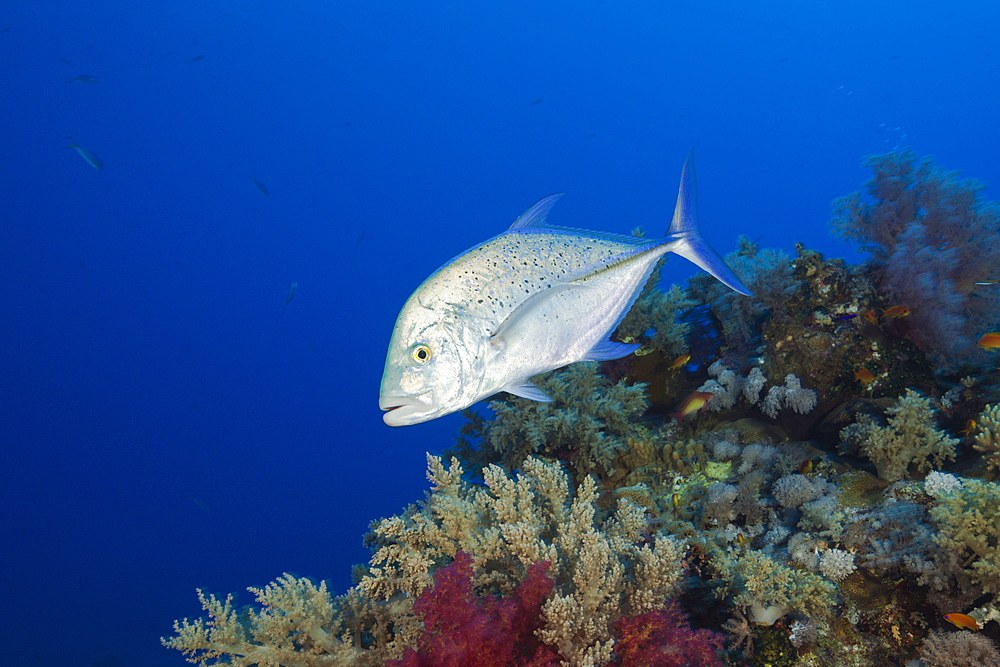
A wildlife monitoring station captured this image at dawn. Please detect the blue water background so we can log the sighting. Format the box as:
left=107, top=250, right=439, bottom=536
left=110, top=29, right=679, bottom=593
left=2, top=2, right=997, bottom=666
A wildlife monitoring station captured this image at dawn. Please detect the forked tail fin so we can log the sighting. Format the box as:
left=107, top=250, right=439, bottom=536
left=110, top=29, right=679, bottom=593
left=667, top=150, right=753, bottom=296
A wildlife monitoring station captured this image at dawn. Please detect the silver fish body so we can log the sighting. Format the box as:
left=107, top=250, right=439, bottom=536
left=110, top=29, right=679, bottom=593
left=379, top=151, right=751, bottom=426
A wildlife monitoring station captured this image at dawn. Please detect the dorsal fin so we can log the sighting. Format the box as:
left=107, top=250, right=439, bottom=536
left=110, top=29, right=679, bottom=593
left=508, top=193, right=566, bottom=230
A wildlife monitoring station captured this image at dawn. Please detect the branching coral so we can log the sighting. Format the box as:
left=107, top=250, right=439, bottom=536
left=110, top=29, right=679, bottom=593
left=837, top=389, right=957, bottom=482
left=362, top=455, right=686, bottom=667
left=919, top=628, right=1000, bottom=667
left=715, top=549, right=836, bottom=625
left=162, top=574, right=389, bottom=667
left=928, top=477, right=1000, bottom=594
left=830, top=148, right=1000, bottom=371
left=974, top=403, right=1000, bottom=479
left=386, top=551, right=560, bottom=667
left=452, top=363, right=652, bottom=481
left=613, top=601, right=725, bottom=667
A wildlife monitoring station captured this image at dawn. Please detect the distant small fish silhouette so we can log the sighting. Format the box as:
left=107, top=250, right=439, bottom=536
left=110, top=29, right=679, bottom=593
left=250, top=176, right=269, bottom=196
left=529, top=98, right=543, bottom=105
left=189, top=54, right=204, bottom=62
left=283, top=281, right=297, bottom=312
left=66, top=74, right=100, bottom=83
left=63, top=138, right=103, bottom=170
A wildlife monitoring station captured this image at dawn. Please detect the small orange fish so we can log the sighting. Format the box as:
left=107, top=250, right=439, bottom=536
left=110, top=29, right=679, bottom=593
left=977, top=332, right=1000, bottom=350
left=960, top=419, right=977, bottom=437
left=881, top=306, right=910, bottom=319
left=670, top=391, right=714, bottom=422
left=854, top=368, right=875, bottom=385
left=735, top=532, right=747, bottom=547
left=798, top=459, right=814, bottom=475
left=944, top=613, right=980, bottom=631
left=863, top=310, right=879, bottom=326
left=668, top=354, right=691, bottom=371
left=669, top=493, right=681, bottom=510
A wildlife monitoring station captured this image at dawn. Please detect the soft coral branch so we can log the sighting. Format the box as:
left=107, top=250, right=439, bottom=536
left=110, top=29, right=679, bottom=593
left=387, top=551, right=560, bottom=667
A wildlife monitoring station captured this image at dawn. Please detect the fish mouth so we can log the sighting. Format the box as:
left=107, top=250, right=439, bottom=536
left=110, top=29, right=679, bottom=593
left=379, top=392, right=435, bottom=426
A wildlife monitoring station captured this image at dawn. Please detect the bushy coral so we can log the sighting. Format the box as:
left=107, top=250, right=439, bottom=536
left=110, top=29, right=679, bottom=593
left=452, top=363, right=652, bottom=481
left=927, top=477, right=1000, bottom=594
left=918, top=628, right=1000, bottom=667
left=974, top=403, right=1000, bottom=479
left=386, top=551, right=560, bottom=667
left=831, top=148, right=1000, bottom=372
left=924, top=470, right=962, bottom=498
left=838, top=389, right=957, bottom=482
left=612, top=601, right=725, bottom=667
left=716, top=549, right=836, bottom=625
left=162, top=573, right=392, bottom=667
left=818, top=548, right=857, bottom=583
left=362, top=456, right=686, bottom=667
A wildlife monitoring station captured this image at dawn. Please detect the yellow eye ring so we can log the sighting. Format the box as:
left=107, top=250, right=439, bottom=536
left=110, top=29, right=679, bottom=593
left=410, top=344, right=432, bottom=364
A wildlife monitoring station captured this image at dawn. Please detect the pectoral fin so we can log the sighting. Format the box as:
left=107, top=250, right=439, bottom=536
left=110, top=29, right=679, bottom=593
left=501, top=380, right=552, bottom=402
left=490, top=283, right=576, bottom=346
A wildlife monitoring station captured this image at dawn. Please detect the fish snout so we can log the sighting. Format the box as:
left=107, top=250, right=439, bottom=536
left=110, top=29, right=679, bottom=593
left=379, top=392, right=435, bottom=426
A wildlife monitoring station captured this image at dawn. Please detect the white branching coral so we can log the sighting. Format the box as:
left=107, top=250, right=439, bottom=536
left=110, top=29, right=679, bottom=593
left=819, top=548, right=857, bottom=582
left=698, top=364, right=818, bottom=418
left=760, top=374, right=818, bottom=418
left=924, top=470, right=962, bottom=498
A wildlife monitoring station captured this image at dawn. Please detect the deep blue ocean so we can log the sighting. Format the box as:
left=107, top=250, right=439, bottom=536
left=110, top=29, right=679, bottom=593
left=2, top=2, right=997, bottom=666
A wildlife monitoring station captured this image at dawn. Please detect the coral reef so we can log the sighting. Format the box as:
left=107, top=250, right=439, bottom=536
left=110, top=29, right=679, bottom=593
left=163, top=150, right=1000, bottom=667
left=714, top=549, right=836, bottom=625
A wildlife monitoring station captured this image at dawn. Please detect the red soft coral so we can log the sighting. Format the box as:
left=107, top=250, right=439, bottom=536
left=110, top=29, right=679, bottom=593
left=387, top=551, right=561, bottom=667
left=612, top=600, right=726, bottom=667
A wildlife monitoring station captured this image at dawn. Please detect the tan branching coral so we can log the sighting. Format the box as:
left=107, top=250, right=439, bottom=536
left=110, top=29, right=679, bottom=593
left=974, top=404, right=1000, bottom=478
left=838, top=389, right=957, bottom=482
left=928, top=477, right=1000, bottom=594
left=161, top=575, right=391, bottom=667
left=716, top=549, right=836, bottom=625
left=361, top=455, right=686, bottom=667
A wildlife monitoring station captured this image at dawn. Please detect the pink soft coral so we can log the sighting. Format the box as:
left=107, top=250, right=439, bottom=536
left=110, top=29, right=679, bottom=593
left=612, top=601, right=726, bottom=667
left=387, top=551, right=561, bottom=667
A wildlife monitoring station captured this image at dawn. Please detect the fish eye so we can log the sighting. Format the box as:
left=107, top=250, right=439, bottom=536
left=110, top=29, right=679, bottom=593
left=410, top=344, right=432, bottom=364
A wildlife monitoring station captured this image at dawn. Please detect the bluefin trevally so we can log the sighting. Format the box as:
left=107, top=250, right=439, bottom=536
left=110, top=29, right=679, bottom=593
left=63, top=139, right=103, bottom=170
left=379, top=151, right=752, bottom=426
